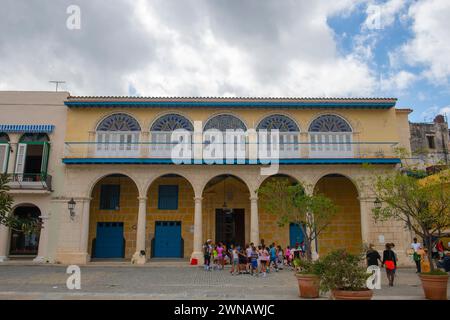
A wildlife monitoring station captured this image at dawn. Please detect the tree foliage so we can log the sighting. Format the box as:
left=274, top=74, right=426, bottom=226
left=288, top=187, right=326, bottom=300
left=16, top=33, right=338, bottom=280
left=0, top=174, right=42, bottom=234
left=257, top=178, right=338, bottom=261
left=371, top=171, right=450, bottom=272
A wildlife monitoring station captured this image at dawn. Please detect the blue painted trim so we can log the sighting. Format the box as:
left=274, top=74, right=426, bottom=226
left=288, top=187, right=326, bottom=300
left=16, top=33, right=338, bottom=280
left=62, top=158, right=401, bottom=165
left=65, top=101, right=395, bottom=109
left=0, top=124, right=55, bottom=133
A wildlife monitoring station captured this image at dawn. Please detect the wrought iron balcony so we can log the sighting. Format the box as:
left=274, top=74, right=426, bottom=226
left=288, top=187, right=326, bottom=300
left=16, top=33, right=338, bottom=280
left=7, top=173, right=52, bottom=191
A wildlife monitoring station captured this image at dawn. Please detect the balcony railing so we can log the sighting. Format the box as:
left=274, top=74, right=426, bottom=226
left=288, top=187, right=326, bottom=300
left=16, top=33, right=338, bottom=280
left=7, top=173, right=52, bottom=191
left=64, top=132, right=400, bottom=162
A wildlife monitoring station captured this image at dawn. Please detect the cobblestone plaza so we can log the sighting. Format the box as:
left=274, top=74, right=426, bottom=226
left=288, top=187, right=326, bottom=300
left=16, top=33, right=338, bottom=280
left=0, top=263, right=446, bottom=300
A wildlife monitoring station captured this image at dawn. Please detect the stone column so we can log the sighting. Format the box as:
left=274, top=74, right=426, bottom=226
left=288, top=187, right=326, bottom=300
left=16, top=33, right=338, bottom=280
left=250, top=196, right=259, bottom=244
left=0, top=223, right=9, bottom=262
left=33, top=214, right=50, bottom=263
left=79, top=198, right=91, bottom=263
left=190, top=196, right=203, bottom=264
left=359, top=196, right=374, bottom=246
left=132, top=196, right=147, bottom=264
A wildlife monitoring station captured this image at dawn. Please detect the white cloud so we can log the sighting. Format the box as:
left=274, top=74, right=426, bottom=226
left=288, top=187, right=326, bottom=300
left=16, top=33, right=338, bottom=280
left=0, top=0, right=380, bottom=97
left=380, top=70, right=416, bottom=92
left=401, top=0, right=450, bottom=84
left=363, top=0, right=408, bottom=30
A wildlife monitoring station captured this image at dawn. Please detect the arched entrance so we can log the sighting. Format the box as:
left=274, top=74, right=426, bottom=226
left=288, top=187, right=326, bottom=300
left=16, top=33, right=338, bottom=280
left=89, top=174, right=139, bottom=260
left=258, top=174, right=303, bottom=247
left=9, top=205, right=41, bottom=256
left=314, top=174, right=362, bottom=255
left=202, top=174, right=250, bottom=247
left=146, top=174, right=195, bottom=258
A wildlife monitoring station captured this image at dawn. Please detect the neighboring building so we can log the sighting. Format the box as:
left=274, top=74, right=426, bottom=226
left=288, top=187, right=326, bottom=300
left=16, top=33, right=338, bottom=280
left=0, top=91, right=68, bottom=262
left=51, top=96, right=415, bottom=266
left=409, top=115, right=450, bottom=168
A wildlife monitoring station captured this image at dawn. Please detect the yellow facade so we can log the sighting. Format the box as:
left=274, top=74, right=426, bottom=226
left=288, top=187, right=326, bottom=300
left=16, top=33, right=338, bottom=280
left=65, top=107, right=407, bottom=146
left=315, top=175, right=362, bottom=255
left=54, top=97, right=416, bottom=266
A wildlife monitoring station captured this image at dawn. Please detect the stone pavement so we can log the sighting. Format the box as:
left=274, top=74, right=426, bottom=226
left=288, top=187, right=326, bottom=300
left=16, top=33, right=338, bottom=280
left=0, top=262, right=448, bottom=300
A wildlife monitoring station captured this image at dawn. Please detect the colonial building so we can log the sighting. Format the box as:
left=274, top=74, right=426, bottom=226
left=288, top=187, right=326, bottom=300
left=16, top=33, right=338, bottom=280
left=409, top=115, right=450, bottom=168
left=0, top=91, right=68, bottom=262
left=51, top=96, right=414, bottom=266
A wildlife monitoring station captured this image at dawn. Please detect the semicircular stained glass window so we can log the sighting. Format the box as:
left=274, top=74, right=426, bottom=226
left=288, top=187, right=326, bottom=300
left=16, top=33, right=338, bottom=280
left=97, top=113, right=141, bottom=131
left=150, top=114, right=194, bottom=131
left=257, top=114, right=299, bottom=132
left=308, top=115, right=351, bottom=132
left=204, top=114, right=247, bottom=131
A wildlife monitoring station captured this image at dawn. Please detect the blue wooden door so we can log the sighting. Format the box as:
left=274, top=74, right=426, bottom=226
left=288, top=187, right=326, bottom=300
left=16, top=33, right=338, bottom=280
left=154, top=221, right=181, bottom=258
left=94, top=222, right=124, bottom=258
left=289, top=223, right=304, bottom=248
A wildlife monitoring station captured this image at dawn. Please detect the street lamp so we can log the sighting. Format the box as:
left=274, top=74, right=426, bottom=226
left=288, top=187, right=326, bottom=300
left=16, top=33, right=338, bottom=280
left=68, top=198, right=76, bottom=220
left=373, top=198, right=382, bottom=209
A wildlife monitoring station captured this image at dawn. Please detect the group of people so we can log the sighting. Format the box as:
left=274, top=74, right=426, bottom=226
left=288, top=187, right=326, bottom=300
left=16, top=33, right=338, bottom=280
left=411, top=237, right=450, bottom=273
left=202, top=239, right=306, bottom=277
left=366, top=237, right=450, bottom=287
left=366, top=242, right=398, bottom=287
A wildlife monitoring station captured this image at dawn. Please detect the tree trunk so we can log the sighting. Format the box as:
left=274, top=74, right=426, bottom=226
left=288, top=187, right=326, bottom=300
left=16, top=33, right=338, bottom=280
left=426, top=235, right=435, bottom=272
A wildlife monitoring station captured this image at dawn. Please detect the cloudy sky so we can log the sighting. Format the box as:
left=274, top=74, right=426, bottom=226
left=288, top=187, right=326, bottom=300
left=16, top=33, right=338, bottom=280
left=0, top=0, right=449, bottom=121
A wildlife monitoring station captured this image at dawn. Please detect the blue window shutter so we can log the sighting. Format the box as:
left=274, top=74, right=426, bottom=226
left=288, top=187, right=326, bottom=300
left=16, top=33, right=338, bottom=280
left=100, top=185, right=120, bottom=210
left=158, top=185, right=178, bottom=210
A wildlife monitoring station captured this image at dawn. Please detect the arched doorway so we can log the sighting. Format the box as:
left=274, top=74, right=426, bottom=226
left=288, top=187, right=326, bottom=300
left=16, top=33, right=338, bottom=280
left=258, top=174, right=303, bottom=247
left=9, top=205, right=41, bottom=256
left=314, top=174, right=362, bottom=255
left=89, top=174, right=139, bottom=259
left=146, top=174, right=195, bottom=258
left=202, top=174, right=250, bottom=247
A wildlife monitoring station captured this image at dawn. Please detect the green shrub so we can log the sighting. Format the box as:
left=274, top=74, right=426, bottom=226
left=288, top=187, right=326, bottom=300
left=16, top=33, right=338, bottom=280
left=421, top=270, right=448, bottom=276
left=295, top=258, right=325, bottom=276
left=320, top=249, right=370, bottom=292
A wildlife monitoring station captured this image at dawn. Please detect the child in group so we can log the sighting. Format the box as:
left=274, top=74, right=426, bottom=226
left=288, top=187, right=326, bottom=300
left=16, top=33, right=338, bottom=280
left=217, top=243, right=224, bottom=270
left=260, top=246, right=269, bottom=277
left=285, top=246, right=291, bottom=267
left=230, top=245, right=239, bottom=275
left=277, top=245, right=284, bottom=270
left=269, top=243, right=278, bottom=273
left=250, top=246, right=259, bottom=276
left=238, top=246, right=247, bottom=274
left=246, top=243, right=253, bottom=273
left=203, top=239, right=212, bottom=271
left=212, top=246, right=218, bottom=270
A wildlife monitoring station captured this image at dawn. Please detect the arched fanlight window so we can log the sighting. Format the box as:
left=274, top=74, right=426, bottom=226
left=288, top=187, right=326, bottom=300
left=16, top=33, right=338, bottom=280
left=204, top=114, right=247, bottom=131
left=19, top=133, right=49, bottom=142
left=97, top=113, right=141, bottom=131
left=257, top=114, right=299, bottom=132
left=150, top=114, right=193, bottom=157
left=308, top=115, right=353, bottom=158
left=257, top=115, right=299, bottom=158
left=150, top=114, right=194, bottom=131
left=308, top=114, right=351, bottom=132
left=95, top=114, right=140, bottom=156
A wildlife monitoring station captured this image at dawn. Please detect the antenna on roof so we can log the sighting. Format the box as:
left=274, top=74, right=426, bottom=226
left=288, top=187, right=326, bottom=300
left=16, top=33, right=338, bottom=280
left=49, top=80, right=66, bottom=92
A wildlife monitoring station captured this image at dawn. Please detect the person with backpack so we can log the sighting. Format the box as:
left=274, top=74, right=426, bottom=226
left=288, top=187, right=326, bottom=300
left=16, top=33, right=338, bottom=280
left=382, top=243, right=397, bottom=287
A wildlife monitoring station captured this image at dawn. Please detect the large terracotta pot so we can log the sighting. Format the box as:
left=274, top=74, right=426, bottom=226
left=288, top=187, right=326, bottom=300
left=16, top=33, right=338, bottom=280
left=332, top=289, right=373, bottom=300
left=296, top=274, right=320, bottom=298
left=419, top=274, right=449, bottom=300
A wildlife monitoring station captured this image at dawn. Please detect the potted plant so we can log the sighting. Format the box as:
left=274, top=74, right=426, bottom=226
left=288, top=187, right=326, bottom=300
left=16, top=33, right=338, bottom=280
left=371, top=170, right=450, bottom=300
left=294, top=258, right=324, bottom=298
left=320, top=249, right=373, bottom=300
left=258, top=178, right=337, bottom=298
